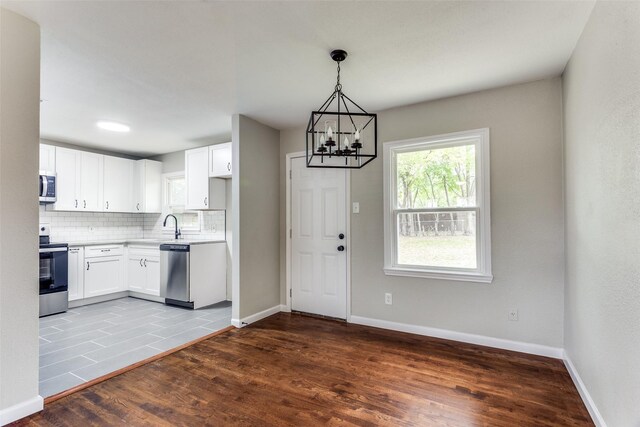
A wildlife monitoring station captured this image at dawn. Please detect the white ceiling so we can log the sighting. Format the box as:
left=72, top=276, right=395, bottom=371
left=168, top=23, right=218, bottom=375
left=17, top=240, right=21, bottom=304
left=2, top=1, right=594, bottom=157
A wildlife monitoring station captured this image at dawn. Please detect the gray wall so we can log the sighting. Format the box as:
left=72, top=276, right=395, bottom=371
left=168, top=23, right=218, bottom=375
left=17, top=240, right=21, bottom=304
left=563, top=2, right=640, bottom=426
left=280, top=78, right=565, bottom=347
left=150, top=150, right=184, bottom=174
left=0, top=7, right=41, bottom=414
left=233, top=115, right=280, bottom=320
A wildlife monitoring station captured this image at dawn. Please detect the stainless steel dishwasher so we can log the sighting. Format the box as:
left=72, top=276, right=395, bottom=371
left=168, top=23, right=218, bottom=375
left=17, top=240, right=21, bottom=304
left=160, top=243, right=192, bottom=308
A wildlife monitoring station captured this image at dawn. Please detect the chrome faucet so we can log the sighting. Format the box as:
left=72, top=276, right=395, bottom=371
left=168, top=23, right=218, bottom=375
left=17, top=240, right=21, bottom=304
left=163, top=214, right=181, bottom=240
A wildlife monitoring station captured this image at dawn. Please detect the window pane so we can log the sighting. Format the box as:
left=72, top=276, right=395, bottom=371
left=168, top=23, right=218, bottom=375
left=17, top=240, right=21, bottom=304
left=181, top=212, right=199, bottom=228
left=397, top=211, right=477, bottom=269
left=168, top=178, right=185, bottom=206
left=396, top=143, right=476, bottom=209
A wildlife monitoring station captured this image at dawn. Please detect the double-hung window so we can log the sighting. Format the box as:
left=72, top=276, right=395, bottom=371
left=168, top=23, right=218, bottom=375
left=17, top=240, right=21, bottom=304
left=383, top=128, right=492, bottom=283
left=163, top=172, right=201, bottom=232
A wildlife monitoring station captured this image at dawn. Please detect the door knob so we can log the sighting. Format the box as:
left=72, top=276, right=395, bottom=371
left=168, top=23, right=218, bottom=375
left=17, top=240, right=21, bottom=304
left=337, top=245, right=345, bottom=252
left=339, top=233, right=345, bottom=240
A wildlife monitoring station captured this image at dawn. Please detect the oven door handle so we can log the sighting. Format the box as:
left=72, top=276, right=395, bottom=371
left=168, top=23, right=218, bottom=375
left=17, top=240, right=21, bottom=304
left=39, top=247, right=68, bottom=253
left=40, top=175, right=47, bottom=197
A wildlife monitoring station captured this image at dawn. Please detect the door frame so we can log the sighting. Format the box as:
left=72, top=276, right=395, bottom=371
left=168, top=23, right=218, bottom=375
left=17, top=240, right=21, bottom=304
left=285, top=151, right=351, bottom=321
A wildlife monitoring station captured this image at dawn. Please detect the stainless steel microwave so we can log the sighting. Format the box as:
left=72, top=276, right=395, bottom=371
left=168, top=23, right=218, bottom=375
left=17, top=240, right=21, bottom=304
left=39, top=171, right=56, bottom=204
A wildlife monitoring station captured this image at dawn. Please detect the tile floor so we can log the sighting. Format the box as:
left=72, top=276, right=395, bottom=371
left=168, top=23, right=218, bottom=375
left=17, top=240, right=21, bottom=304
left=38, top=297, right=232, bottom=398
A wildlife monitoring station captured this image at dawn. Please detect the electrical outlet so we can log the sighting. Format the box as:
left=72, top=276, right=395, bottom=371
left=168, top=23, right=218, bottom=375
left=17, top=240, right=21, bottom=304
left=508, top=309, right=519, bottom=321
left=385, top=293, right=393, bottom=305
left=352, top=202, right=360, bottom=214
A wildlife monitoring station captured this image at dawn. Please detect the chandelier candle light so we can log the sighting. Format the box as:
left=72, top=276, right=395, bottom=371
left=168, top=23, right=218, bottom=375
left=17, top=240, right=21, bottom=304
left=306, top=49, right=377, bottom=169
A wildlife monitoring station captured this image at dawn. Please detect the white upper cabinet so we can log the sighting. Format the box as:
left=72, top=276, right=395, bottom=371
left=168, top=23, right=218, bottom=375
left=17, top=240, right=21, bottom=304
left=39, top=144, right=56, bottom=173
left=79, top=152, right=104, bottom=211
left=133, top=159, right=162, bottom=213
left=186, top=146, right=227, bottom=210
left=54, top=147, right=82, bottom=211
left=54, top=147, right=104, bottom=211
left=53, top=146, right=162, bottom=213
left=103, top=156, right=134, bottom=212
left=185, top=147, right=210, bottom=210
left=209, top=142, right=232, bottom=178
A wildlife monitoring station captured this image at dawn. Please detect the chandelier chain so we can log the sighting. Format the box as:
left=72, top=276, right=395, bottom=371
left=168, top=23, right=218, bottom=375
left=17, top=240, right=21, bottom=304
left=335, top=62, right=342, bottom=92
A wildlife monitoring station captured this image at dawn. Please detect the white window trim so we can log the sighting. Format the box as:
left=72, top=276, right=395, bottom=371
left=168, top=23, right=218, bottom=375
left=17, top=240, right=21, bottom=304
left=162, top=172, right=202, bottom=233
left=383, top=128, right=492, bottom=283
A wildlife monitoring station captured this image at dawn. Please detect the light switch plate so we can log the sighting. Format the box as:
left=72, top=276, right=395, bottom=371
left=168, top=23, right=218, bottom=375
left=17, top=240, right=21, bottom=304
left=352, top=202, right=360, bottom=214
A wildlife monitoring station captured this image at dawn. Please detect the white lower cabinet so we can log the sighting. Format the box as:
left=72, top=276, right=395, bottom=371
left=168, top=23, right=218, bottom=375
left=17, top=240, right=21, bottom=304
left=68, top=247, right=85, bottom=301
left=84, top=245, right=125, bottom=298
left=127, top=246, right=160, bottom=296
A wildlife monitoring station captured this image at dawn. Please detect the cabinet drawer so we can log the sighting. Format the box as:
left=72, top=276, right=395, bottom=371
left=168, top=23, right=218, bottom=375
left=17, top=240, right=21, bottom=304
left=128, top=245, right=160, bottom=258
left=85, top=244, right=124, bottom=258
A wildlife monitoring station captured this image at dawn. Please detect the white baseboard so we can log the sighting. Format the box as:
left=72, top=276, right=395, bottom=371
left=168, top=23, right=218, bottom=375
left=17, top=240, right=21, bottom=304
left=232, top=305, right=282, bottom=328
left=128, top=292, right=165, bottom=304
left=69, top=291, right=129, bottom=308
left=279, top=304, right=291, bottom=313
left=349, top=315, right=563, bottom=359
left=563, top=352, right=607, bottom=427
left=0, top=395, right=43, bottom=426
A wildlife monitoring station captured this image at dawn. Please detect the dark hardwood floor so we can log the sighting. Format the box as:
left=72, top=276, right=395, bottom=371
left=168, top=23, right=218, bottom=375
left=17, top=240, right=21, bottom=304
left=14, top=313, right=592, bottom=426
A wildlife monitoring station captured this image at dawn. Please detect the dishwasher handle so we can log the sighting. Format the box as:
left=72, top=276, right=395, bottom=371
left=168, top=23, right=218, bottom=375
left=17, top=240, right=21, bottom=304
left=160, top=244, right=190, bottom=252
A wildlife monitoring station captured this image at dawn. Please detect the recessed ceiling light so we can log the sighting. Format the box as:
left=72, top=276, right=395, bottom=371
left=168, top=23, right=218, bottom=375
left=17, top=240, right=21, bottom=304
left=96, top=121, right=130, bottom=133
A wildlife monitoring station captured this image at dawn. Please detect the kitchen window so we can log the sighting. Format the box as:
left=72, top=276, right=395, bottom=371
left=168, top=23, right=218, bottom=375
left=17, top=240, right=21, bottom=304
left=163, top=172, right=201, bottom=232
left=383, top=128, right=492, bottom=283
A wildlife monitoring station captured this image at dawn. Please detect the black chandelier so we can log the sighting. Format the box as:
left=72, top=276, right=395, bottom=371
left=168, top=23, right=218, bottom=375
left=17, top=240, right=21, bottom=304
left=306, top=49, right=377, bottom=169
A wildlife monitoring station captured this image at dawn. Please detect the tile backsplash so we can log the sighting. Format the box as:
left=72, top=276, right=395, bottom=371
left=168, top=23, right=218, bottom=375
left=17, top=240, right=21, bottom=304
left=40, top=206, right=225, bottom=243
left=143, top=211, right=225, bottom=241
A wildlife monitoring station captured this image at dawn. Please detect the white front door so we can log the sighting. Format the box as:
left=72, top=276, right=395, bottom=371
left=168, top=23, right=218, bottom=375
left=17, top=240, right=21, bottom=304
left=290, top=156, right=347, bottom=319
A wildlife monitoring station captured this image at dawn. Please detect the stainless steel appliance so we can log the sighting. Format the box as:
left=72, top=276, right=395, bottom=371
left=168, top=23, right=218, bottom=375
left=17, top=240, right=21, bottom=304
left=160, top=243, right=192, bottom=308
left=39, top=171, right=56, bottom=204
left=39, top=225, right=68, bottom=317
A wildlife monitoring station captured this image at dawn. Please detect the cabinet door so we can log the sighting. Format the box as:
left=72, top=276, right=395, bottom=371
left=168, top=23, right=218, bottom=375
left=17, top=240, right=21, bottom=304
left=80, top=152, right=104, bottom=211
left=133, top=160, right=162, bottom=213
left=104, top=156, right=133, bottom=212
left=209, top=143, right=232, bottom=178
left=185, top=147, right=209, bottom=210
left=68, top=247, right=84, bottom=301
left=144, top=256, right=160, bottom=296
left=132, top=161, right=144, bottom=213
left=54, top=147, right=81, bottom=211
left=143, top=160, right=163, bottom=213
left=84, top=256, right=123, bottom=297
left=127, top=254, right=146, bottom=292
left=39, top=144, right=56, bottom=172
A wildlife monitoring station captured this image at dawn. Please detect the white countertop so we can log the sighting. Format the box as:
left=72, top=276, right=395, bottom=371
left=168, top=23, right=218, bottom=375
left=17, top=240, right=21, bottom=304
left=58, top=239, right=226, bottom=247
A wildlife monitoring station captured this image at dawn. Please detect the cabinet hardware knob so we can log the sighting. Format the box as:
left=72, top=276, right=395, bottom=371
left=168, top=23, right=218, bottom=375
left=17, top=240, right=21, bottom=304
left=227, top=162, right=231, bottom=171
left=144, top=259, right=147, bottom=267
left=204, top=197, right=207, bottom=206
left=136, top=203, right=140, bottom=211
left=337, top=245, right=345, bottom=252
left=86, top=262, right=90, bottom=270
left=339, top=233, right=345, bottom=240
left=84, top=200, right=86, bottom=209
left=75, top=199, right=78, bottom=208
left=140, top=258, right=143, bottom=267
left=106, top=201, right=109, bottom=209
